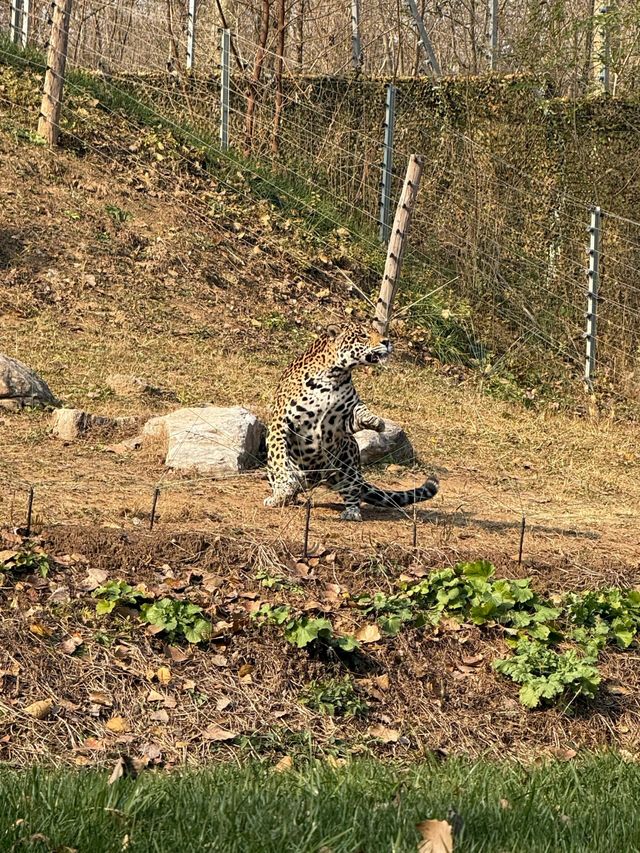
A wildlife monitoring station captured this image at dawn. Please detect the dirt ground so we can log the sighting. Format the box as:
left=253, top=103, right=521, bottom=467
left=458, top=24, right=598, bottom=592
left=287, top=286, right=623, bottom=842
left=1, top=61, right=639, bottom=767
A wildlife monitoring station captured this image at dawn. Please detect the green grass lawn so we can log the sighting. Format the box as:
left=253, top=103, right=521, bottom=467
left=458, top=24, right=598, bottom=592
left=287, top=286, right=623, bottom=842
left=1, top=756, right=639, bottom=852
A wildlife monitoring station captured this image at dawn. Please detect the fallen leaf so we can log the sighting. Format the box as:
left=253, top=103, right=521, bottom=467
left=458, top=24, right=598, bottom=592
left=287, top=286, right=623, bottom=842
left=29, top=622, right=53, bottom=638
left=211, top=654, right=229, bottom=668
left=374, top=674, right=390, bottom=691
left=156, top=666, right=172, bottom=685
left=149, top=709, right=169, bottom=723
left=77, top=569, right=109, bottom=592
left=326, top=755, right=347, bottom=768
left=355, top=624, right=381, bottom=644
left=216, top=697, right=231, bottom=712
left=60, top=635, right=83, bottom=655
left=146, top=689, right=165, bottom=703
left=88, top=691, right=112, bottom=707
left=499, top=799, right=511, bottom=810
left=416, top=819, right=454, bottom=853
left=237, top=663, right=254, bottom=678
left=108, top=757, right=125, bottom=785
left=203, top=723, right=237, bottom=741
left=24, top=699, right=55, bottom=719
left=106, top=716, right=129, bottom=733
left=167, top=646, right=190, bottom=663
left=461, top=654, right=484, bottom=667
left=368, top=724, right=400, bottom=743
left=274, top=755, right=293, bottom=772
left=0, top=549, right=18, bottom=564
left=550, top=747, right=577, bottom=762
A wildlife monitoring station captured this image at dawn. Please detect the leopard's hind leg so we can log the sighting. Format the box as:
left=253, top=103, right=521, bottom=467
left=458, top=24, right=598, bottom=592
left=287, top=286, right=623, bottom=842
left=264, top=426, right=302, bottom=507
left=326, top=436, right=365, bottom=521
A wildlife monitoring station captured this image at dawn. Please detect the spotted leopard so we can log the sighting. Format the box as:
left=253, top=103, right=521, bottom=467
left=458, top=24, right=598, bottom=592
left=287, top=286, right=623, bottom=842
left=264, top=322, right=439, bottom=521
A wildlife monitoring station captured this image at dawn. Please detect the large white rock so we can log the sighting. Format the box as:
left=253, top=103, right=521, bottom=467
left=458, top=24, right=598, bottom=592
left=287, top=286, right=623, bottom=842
left=143, top=406, right=265, bottom=476
left=0, top=354, right=60, bottom=411
left=355, top=418, right=415, bottom=467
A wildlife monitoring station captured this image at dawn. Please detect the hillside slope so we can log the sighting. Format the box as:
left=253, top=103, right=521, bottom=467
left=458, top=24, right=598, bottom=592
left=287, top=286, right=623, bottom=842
left=0, top=59, right=638, bottom=574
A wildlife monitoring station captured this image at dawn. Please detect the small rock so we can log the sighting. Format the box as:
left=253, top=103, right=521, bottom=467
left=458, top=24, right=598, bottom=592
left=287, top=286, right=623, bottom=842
left=142, top=406, right=265, bottom=476
left=0, top=354, right=60, bottom=411
left=51, top=409, right=137, bottom=441
left=106, top=373, right=177, bottom=401
left=355, top=419, right=414, bottom=467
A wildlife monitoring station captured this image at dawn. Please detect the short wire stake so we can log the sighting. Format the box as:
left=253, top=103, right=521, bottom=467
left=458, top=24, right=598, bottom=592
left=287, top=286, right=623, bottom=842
left=302, top=498, right=312, bottom=560
left=149, top=487, right=160, bottom=531
left=518, top=514, right=526, bottom=566
left=25, top=485, right=34, bottom=537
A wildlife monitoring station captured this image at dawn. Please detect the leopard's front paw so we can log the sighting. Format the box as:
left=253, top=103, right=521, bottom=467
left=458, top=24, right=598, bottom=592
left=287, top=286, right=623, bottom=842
left=340, top=506, right=363, bottom=522
left=264, top=495, right=283, bottom=508
left=358, top=414, right=385, bottom=433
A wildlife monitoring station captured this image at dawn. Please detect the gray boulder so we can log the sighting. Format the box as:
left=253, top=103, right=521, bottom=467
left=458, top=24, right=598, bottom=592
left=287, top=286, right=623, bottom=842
left=143, top=406, right=265, bottom=476
left=51, top=408, right=137, bottom=440
left=0, top=354, right=60, bottom=411
left=355, top=419, right=415, bottom=467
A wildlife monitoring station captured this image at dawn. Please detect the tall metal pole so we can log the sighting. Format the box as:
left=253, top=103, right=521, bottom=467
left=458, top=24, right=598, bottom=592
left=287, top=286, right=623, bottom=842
left=9, top=0, right=23, bottom=44
left=403, top=0, right=441, bottom=78
left=21, top=0, right=30, bottom=46
left=378, top=83, right=396, bottom=244
left=593, top=6, right=611, bottom=95
left=351, top=0, right=363, bottom=72
left=584, top=207, right=602, bottom=390
left=186, top=0, right=196, bottom=71
left=487, top=0, right=498, bottom=70
left=219, top=28, right=230, bottom=150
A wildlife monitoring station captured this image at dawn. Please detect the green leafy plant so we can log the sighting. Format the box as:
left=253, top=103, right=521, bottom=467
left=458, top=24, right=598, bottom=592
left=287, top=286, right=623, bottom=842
left=493, top=637, right=601, bottom=709
left=299, top=677, right=367, bottom=718
left=0, top=546, right=50, bottom=579
left=565, top=588, right=640, bottom=650
left=105, top=204, right=132, bottom=224
left=93, top=580, right=146, bottom=615
left=357, top=560, right=560, bottom=641
left=253, top=604, right=358, bottom=652
left=140, top=598, right=211, bottom=643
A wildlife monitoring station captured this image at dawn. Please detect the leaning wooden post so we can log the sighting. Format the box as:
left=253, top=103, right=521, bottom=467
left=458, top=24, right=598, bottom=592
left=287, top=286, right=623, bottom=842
left=374, top=154, right=424, bottom=335
left=37, top=0, right=73, bottom=147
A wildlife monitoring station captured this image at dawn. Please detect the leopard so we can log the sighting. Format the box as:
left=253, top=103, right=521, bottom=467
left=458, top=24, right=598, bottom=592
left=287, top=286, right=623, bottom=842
left=264, top=322, right=439, bottom=521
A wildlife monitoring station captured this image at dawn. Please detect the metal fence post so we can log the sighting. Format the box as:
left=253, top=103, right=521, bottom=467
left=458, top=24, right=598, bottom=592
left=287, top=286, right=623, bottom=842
left=21, top=0, right=30, bottom=46
left=219, top=28, right=230, bottom=150
left=595, top=5, right=611, bottom=93
left=351, top=0, right=363, bottom=72
left=9, top=0, right=23, bottom=43
left=584, top=206, right=602, bottom=390
left=378, top=83, right=396, bottom=244
left=402, top=0, right=441, bottom=78
left=487, top=0, right=498, bottom=70
left=186, top=0, right=196, bottom=71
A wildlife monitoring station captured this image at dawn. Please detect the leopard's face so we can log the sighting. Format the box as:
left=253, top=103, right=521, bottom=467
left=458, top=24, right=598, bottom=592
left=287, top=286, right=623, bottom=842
left=323, top=323, right=392, bottom=370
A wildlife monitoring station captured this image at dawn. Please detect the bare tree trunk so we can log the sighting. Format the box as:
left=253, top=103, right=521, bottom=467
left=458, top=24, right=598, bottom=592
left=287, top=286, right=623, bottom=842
left=244, top=0, right=270, bottom=154
left=166, top=0, right=180, bottom=64
left=296, top=0, right=304, bottom=70
left=272, top=0, right=286, bottom=154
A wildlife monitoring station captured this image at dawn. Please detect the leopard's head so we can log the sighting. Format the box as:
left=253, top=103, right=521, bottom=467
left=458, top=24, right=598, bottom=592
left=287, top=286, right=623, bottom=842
left=323, top=323, right=392, bottom=370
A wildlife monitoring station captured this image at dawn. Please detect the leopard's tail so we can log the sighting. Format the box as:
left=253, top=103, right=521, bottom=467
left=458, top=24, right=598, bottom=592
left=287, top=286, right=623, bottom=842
left=361, top=475, right=439, bottom=508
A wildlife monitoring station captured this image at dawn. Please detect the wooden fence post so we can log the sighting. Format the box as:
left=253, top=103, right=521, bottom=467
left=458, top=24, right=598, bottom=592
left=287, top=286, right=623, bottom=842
left=374, top=154, right=424, bottom=335
left=38, top=0, right=73, bottom=147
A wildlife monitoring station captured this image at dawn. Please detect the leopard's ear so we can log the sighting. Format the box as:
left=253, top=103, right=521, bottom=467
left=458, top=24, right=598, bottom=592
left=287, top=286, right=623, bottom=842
left=326, top=324, right=341, bottom=338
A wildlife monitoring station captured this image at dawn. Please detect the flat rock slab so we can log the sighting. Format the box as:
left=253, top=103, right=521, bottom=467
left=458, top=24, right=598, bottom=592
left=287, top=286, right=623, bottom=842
left=0, top=354, right=60, bottom=411
left=355, top=419, right=415, bottom=467
left=143, top=406, right=265, bottom=476
left=51, top=408, right=137, bottom=441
